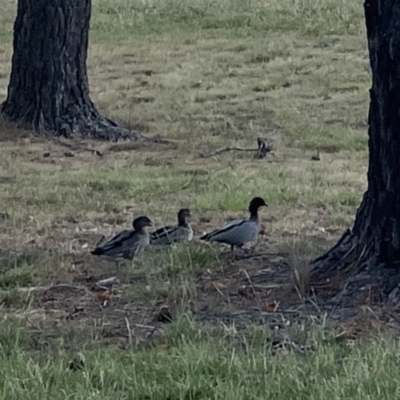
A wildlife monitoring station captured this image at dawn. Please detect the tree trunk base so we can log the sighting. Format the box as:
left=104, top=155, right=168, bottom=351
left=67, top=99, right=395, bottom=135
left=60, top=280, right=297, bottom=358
left=1, top=99, right=147, bottom=142
left=311, top=229, right=359, bottom=279
left=46, top=115, right=144, bottom=142
left=1, top=99, right=171, bottom=143
left=1, top=0, right=161, bottom=143
left=311, top=230, right=400, bottom=304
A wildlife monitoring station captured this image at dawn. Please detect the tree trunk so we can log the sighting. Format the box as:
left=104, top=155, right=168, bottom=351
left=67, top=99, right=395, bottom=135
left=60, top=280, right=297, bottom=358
left=312, top=1, right=400, bottom=296
left=1, top=0, right=141, bottom=141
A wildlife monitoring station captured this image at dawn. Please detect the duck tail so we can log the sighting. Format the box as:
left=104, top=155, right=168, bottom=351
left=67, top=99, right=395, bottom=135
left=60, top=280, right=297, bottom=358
left=200, top=232, right=211, bottom=241
left=149, top=234, right=160, bottom=245
left=91, top=247, right=104, bottom=256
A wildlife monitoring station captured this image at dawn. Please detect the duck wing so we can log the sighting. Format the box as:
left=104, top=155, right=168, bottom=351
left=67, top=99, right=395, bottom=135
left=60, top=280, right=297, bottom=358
left=92, top=229, right=150, bottom=260
left=120, top=231, right=150, bottom=259
left=150, top=225, right=190, bottom=245
left=150, top=225, right=176, bottom=242
left=200, top=219, right=258, bottom=247
left=222, top=219, right=244, bottom=229
left=91, top=229, right=134, bottom=255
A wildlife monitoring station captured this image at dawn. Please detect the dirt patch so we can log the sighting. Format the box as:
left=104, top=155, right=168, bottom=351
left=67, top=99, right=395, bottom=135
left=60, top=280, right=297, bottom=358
left=1, top=188, right=399, bottom=355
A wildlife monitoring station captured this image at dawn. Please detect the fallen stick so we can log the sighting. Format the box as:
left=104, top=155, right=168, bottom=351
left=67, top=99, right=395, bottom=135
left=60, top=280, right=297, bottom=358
left=199, top=146, right=256, bottom=158
left=17, top=284, right=87, bottom=293
left=199, top=137, right=273, bottom=159
left=96, top=276, right=119, bottom=288
left=134, top=323, right=156, bottom=330
left=5, top=277, right=119, bottom=295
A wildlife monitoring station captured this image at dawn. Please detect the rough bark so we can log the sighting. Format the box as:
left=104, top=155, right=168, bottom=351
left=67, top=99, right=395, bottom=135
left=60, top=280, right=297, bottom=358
left=1, top=0, right=141, bottom=141
left=312, top=1, right=400, bottom=296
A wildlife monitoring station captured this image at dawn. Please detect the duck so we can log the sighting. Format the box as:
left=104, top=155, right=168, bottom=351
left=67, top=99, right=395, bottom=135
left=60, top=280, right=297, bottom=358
left=150, top=208, right=193, bottom=245
left=91, top=216, right=153, bottom=261
left=200, top=197, right=267, bottom=260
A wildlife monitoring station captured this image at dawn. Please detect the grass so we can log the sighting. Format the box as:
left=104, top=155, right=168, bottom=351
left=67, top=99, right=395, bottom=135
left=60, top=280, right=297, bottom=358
left=0, top=318, right=399, bottom=399
left=0, top=0, right=393, bottom=398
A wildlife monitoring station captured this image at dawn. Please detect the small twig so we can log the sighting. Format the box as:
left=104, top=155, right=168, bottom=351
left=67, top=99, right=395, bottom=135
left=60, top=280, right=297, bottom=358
left=17, top=284, right=87, bottom=293
left=242, top=267, right=260, bottom=303
left=253, top=283, right=292, bottom=290
left=95, top=276, right=119, bottom=289
left=125, top=317, right=133, bottom=347
left=213, top=285, right=226, bottom=298
left=134, top=323, right=155, bottom=330
left=11, top=279, right=119, bottom=295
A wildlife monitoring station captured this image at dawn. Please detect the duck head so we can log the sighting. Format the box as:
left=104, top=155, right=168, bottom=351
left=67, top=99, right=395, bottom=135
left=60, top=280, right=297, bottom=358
left=133, top=216, right=153, bottom=231
left=248, top=197, right=268, bottom=214
left=178, top=208, right=191, bottom=226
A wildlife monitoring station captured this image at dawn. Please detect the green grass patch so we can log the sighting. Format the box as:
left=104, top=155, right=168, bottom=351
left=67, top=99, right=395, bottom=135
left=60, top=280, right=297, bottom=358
left=91, top=0, right=364, bottom=40
left=0, top=318, right=398, bottom=399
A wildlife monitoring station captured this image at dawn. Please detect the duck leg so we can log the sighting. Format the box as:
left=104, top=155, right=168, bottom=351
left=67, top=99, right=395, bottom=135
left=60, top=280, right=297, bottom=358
left=250, top=236, right=259, bottom=256
left=230, top=245, right=235, bottom=261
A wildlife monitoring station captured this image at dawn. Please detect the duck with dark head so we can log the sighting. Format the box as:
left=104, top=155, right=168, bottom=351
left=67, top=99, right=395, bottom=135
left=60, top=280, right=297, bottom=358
left=150, top=208, right=193, bottom=245
left=200, top=197, right=267, bottom=260
left=91, top=216, right=153, bottom=261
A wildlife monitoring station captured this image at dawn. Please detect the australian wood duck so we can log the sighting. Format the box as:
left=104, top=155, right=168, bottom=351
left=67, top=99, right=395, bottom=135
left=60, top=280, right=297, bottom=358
left=200, top=197, right=267, bottom=259
left=91, top=216, right=152, bottom=261
left=150, top=208, right=193, bottom=245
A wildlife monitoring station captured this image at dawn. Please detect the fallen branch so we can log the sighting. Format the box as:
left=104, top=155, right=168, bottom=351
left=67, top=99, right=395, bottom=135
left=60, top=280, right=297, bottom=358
left=199, top=137, right=273, bottom=159
left=6, top=277, right=118, bottom=294
left=200, top=146, right=256, bottom=158
left=16, top=284, right=87, bottom=293
left=134, top=323, right=156, bottom=330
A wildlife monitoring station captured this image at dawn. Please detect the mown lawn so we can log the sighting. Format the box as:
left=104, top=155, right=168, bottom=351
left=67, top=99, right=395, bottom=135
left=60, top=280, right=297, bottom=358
left=0, top=1, right=393, bottom=399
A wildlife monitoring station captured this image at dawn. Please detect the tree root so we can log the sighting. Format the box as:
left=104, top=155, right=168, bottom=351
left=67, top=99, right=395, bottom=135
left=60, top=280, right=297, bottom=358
left=3, top=103, right=168, bottom=143
left=310, top=229, right=400, bottom=304
left=51, top=115, right=166, bottom=143
left=310, top=229, right=360, bottom=280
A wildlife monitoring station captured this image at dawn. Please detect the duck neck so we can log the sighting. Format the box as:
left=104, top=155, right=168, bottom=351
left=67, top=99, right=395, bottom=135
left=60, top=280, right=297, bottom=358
left=133, top=222, right=145, bottom=233
left=249, top=209, right=259, bottom=223
left=178, top=216, right=188, bottom=227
